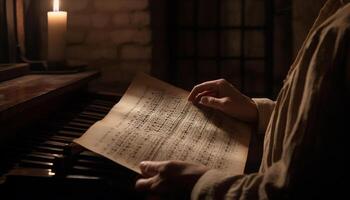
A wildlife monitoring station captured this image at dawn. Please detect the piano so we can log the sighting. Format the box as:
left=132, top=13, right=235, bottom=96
left=0, top=65, right=147, bottom=199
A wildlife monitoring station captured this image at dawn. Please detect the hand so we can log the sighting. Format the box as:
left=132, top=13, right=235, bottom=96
left=135, top=160, right=209, bottom=196
left=188, top=79, right=258, bottom=123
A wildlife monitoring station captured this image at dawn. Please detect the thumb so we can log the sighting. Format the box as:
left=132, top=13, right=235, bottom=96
left=139, top=161, right=166, bottom=177
left=199, top=96, right=226, bottom=111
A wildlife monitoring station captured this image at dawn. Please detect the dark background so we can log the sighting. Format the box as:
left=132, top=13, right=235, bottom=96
left=1, top=0, right=327, bottom=98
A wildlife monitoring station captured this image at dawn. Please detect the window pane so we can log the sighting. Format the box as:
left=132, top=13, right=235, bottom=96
left=245, top=0, right=265, bottom=26
left=176, top=60, right=195, bottom=90
left=177, top=31, right=194, bottom=57
left=177, top=0, right=195, bottom=26
left=221, top=31, right=241, bottom=57
left=245, top=61, right=265, bottom=96
left=221, top=60, right=241, bottom=88
left=221, top=0, right=241, bottom=26
left=244, top=31, right=265, bottom=57
left=198, top=0, right=218, bottom=26
left=198, top=61, right=218, bottom=83
left=198, top=31, right=217, bottom=57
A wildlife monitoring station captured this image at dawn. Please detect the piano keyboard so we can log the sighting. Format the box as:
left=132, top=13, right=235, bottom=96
left=0, top=94, right=146, bottom=199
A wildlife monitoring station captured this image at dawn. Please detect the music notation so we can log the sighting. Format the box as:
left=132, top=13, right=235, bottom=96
left=75, top=73, right=251, bottom=174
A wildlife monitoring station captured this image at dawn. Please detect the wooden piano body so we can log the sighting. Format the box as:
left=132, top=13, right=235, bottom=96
left=0, top=66, right=146, bottom=199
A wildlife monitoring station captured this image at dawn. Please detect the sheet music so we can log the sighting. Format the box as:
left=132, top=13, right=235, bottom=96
left=74, top=73, right=251, bottom=174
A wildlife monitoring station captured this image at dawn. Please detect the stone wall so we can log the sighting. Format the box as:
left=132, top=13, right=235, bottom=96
left=40, top=0, right=152, bottom=92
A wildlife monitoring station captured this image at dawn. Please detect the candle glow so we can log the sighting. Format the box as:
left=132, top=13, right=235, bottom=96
left=53, top=0, right=59, bottom=12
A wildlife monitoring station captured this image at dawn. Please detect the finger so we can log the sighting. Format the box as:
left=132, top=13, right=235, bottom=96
left=135, top=176, right=158, bottom=191
left=199, top=96, right=227, bottom=111
left=188, top=81, right=218, bottom=102
left=140, top=161, right=168, bottom=177
left=194, top=90, right=217, bottom=104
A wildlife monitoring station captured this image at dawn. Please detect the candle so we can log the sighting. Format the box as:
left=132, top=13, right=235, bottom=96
left=47, top=0, right=67, bottom=63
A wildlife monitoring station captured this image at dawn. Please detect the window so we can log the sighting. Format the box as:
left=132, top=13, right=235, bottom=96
left=167, top=0, right=274, bottom=97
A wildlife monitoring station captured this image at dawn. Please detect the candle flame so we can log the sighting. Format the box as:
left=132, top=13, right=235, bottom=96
left=53, top=0, right=59, bottom=12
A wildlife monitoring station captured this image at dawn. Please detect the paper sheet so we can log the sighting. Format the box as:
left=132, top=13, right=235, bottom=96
left=74, top=73, right=251, bottom=174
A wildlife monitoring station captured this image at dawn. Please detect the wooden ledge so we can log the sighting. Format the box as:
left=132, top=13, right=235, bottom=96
left=0, top=63, right=30, bottom=82
left=0, top=71, right=99, bottom=141
left=0, top=71, right=99, bottom=113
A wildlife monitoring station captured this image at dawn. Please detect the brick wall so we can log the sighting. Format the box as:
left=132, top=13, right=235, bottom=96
left=41, top=0, right=152, bottom=92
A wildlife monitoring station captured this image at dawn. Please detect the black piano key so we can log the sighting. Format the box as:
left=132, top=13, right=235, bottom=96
left=6, top=168, right=55, bottom=177
left=76, top=152, right=119, bottom=166
left=80, top=111, right=106, bottom=119
left=19, top=159, right=53, bottom=168
left=41, top=140, right=69, bottom=148
left=69, top=165, right=116, bottom=177
left=50, top=136, right=74, bottom=143
left=57, top=130, right=84, bottom=137
left=29, top=151, right=61, bottom=159
left=79, top=151, right=104, bottom=159
left=65, top=174, right=102, bottom=180
left=91, top=99, right=116, bottom=107
left=74, top=161, right=116, bottom=174
left=33, top=145, right=64, bottom=154
left=23, top=137, right=68, bottom=150
left=62, top=125, right=87, bottom=133
left=74, top=154, right=133, bottom=175
left=76, top=113, right=102, bottom=121
left=71, top=117, right=96, bottom=125
left=74, top=153, right=106, bottom=164
left=71, top=118, right=96, bottom=125
left=35, top=135, right=74, bottom=143
left=24, top=136, right=68, bottom=147
left=23, top=153, right=56, bottom=162
left=75, top=156, right=119, bottom=169
left=88, top=104, right=112, bottom=111
left=67, top=121, right=92, bottom=129
left=85, top=106, right=111, bottom=114
left=75, top=158, right=109, bottom=166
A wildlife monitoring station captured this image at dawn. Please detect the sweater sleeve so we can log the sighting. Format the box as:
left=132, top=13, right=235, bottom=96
left=191, top=161, right=287, bottom=200
left=251, top=98, right=275, bottom=134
